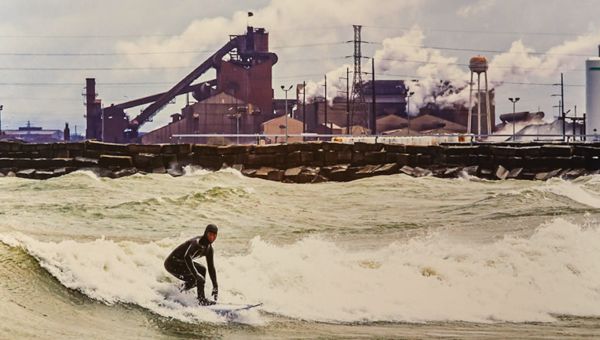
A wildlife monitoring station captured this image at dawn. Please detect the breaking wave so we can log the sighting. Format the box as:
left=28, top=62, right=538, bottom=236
left=2, top=217, right=600, bottom=324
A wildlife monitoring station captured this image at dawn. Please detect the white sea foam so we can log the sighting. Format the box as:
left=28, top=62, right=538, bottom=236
left=537, top=178, right=600, bottom=209
left=2, top=218, right=600, bottom=324
left=182, top=165, right=213, bottom=177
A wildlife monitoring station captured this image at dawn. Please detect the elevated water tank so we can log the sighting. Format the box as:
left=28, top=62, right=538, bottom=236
left=586, top=58, right=600, bottom=136
left=469, top=56, right=488, bottom=73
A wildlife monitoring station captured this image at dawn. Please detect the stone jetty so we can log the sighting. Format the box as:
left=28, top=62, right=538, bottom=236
left=0, top=140, right=599, bottom=182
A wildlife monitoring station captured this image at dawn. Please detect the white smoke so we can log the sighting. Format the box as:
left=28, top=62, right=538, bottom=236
left=489, top=32, right=600, bottom=84
left=373, top=26, right=471, bottom=114
left=112, top=1, right=600, bottom=119
left=303, top=64, right=352, bottom=103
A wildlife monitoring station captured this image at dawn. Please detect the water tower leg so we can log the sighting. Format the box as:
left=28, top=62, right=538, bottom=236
left=484, top=71, right=491, bottom=135
left=477, top=74, right=482, bottom=136
left=468, top=72, right=473, bottom=134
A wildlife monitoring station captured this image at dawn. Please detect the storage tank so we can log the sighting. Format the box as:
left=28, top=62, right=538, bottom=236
left=586, top=57, right=600, bottom=136
left=469, top=56, right=488, bottom=73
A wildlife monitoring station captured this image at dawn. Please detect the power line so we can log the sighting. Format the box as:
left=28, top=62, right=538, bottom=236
left=371, top=42, right=597, bottom=57
left=0, top=50, right=215, bottom=56
left=377, top=57, right=585, bottom=71
left=0, top=24, right=590, bottom=39
left=0, top=66, right=190, bottom=71
left=1, top=40, right=595, bottom=59
left=0, top=26, right=350, bottom=39
left=377, top=72, right=584, bottom=87
left=0, top=77, right=586, bottom=87
left=0, top=56, right=347, bottom=71
left=365, top=25, right=588, bottom=38
left=0, top=41, right=348, bottom=57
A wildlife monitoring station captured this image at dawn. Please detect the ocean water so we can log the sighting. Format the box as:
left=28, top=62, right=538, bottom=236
left=1, top=168, right=600, bottom=339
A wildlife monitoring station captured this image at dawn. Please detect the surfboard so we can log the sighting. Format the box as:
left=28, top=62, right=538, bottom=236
left=206, top=302, right=263, bottom=317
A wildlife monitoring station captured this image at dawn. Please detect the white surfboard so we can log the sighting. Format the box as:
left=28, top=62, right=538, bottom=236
left=206, top=302, right=263, bottom=317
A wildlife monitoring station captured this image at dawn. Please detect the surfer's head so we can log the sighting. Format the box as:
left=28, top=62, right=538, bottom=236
left=204, top=224, right=218, bottom=243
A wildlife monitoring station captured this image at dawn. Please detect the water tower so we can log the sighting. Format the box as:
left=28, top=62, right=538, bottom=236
left=468, top=56, right=492, bottom=135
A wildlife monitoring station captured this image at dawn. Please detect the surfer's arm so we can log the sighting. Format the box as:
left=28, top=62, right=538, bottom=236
left=206, top=247, right=217, bottom=289
left=184, top=241, right=205, bottom=283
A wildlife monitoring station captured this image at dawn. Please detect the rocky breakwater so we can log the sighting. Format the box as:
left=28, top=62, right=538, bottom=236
left=1, top=140, right=599, bottom=182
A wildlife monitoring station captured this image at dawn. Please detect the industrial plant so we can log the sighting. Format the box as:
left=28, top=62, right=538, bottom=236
left=0, top=26, right=597, bottom=145
left=81, top=26, right=505, bottom=145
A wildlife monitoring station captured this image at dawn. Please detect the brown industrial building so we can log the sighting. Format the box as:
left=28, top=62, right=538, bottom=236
left=86, top=26, right=278, bottom=144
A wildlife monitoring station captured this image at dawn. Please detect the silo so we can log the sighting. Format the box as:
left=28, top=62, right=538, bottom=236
left=586, top=57, right=600, bottom=135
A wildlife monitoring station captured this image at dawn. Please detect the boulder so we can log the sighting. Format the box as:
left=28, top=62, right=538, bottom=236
left=353, top=142, right=383, bottom=152
left=412, top=167, right=432, bottom=177
left=441, top=167, right=461, bottom=178
left=442, top=145, right=480, bottom=156
left=535, top=168, right=562, bottom=181
left=127, top=144, right=162, bottom=154
left=562, top=168, right=586, bottom=179
left=86, top=141, right=128, bottom=154
left=507, top=168, right=523, bottom=179
left=98, top=155, right=133, bottom=168
left=462, top=165, right=479, bottom=176
left=133, top=153, right=163, bottom=170
left=479, top=168, right=493, bottom=178
left=354, top=164, right=380, bottom=178
left=284, top=167, right=303, bottom=177
left=16, top=169, right=36, bottom=179
left=33, top=170, right=55, bottom=180
left=241, top=168, right=257, bottom=177
left=364, top=151, right=386, bottom=164
left=255, top=166, right=278, bottom=178
left=311, top=175, right=328, bottom=183
left=495, top=165, right=509, bottom=180
left=267, top=169, right=285, bottom=182
left=540, top=145, right=572, bottom=157
left=167, top=167, right=184, bottom=177
left=399, top=165, right=414, bottom=176
left=373, top=163, right=400, bottom=175
left=325, top=165, right=355, bottom=182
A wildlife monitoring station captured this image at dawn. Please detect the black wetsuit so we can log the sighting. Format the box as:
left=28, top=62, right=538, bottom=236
left=164, top=235, right=217, bottom=300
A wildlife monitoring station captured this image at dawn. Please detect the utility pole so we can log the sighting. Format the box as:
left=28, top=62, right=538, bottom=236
left=371, top=58, right=376, bottom=135
left=508, top=97, right=520, bottom=141
left=323, top=74, right=328, bottom=129
left=338, top=68, right=351, bottom=134
left=0, top=105, right=3, bottom=136
left=561, top=73, right=565, bottom=141
left=281, top=85, right=293, bottom=143
left=406, top=87, right=415, bottom=136
left=346, top=68, right=350, bottom=134
left=302, top=81, right=306, bottom=133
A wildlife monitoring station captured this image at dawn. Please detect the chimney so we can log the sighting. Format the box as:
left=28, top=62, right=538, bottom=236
left=64, top=122, right=71, bottom=141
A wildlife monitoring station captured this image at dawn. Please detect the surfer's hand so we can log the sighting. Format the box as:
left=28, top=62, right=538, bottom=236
left=211, top=287, right=218, bottom=301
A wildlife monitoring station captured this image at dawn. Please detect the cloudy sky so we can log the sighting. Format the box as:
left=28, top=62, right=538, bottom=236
left=1, top=0, right=599, bottom=132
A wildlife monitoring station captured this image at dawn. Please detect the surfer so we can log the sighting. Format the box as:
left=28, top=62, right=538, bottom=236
left=164, top=224, right=219, bottom=306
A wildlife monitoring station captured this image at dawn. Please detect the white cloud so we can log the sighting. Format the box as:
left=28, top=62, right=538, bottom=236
left=2, top=0, right=600, bottom=128
left=456, top=0, right=496, bottom=18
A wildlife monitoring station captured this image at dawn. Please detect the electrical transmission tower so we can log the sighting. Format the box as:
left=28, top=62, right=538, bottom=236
left=350, top=25, right=367, bottom=129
